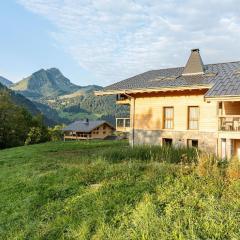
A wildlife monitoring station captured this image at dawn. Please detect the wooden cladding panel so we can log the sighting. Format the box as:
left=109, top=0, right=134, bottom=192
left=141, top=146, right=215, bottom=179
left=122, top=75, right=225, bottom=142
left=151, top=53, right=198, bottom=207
left=91, top=124, right=113, bottom=139
left=132, top=91, right=218, bottom=132
left=223, top=102, right=240, bottom=115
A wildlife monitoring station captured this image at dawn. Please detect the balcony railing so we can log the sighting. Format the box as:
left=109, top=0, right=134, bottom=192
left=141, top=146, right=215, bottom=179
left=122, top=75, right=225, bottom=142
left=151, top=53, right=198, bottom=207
left=116, top=118, right=130, bottom=132
left=219, top=115, right=240, bottom=131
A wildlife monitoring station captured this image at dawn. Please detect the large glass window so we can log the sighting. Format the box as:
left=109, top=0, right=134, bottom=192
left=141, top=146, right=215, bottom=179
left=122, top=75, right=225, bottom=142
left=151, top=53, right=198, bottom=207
left=163, top=107, right=174, bottom=129
left=188, top=106, right=199, bottom=130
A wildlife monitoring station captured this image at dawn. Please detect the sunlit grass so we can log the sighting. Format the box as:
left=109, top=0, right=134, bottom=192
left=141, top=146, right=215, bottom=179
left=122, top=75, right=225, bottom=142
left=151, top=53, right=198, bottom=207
left=0, top=140, right=239, bottom=239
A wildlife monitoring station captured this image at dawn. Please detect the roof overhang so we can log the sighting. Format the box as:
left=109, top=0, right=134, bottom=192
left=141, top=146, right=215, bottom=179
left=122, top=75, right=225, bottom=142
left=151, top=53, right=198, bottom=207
left=205, top=95, right=240, bottom=102
left=95, top=84, right=212, bottom=96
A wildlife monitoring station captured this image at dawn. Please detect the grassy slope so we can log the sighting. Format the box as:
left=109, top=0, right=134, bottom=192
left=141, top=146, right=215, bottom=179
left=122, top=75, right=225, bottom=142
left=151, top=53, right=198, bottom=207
left=0, top=141, right=240, bottom=239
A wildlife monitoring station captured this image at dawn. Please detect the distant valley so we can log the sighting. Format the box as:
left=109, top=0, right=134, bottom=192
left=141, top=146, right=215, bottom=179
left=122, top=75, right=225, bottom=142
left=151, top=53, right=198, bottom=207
left=0, top=68, right=129, bottom=126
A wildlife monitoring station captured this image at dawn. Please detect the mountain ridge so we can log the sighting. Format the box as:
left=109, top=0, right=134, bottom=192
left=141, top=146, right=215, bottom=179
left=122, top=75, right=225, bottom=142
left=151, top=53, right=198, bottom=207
left=0, top=76, right=13, bottom=87
left=10, top=68, right=99, bottom=99
left=6, top=68, right=129, bottom=126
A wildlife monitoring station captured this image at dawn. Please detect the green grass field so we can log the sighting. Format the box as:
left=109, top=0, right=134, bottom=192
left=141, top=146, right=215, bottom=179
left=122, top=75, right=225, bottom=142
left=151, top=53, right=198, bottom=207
left=0, top=141, right=239, bottom=239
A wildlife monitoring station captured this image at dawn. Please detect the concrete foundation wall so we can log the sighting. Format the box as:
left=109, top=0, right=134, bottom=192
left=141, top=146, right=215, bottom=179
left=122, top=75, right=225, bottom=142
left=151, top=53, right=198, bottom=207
left=130, top=129, right=218, bottom=154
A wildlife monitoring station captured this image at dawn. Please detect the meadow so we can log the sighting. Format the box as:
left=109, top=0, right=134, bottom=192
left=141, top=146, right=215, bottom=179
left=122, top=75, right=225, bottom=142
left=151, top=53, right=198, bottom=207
left=0, top=140, right=239, bottom=239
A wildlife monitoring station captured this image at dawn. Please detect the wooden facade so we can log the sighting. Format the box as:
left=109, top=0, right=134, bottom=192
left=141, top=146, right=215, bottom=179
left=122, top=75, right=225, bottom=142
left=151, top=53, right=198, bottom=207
left=115, top=90, right=240, bottom=159
left=95, top=49, right=240, bottom=159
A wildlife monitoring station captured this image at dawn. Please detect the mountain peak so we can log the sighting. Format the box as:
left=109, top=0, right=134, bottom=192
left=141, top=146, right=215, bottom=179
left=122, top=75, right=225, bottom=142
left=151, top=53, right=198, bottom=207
left=47, top=67, right=61, bottom=72
left=11, top=68, right=80, bottom=99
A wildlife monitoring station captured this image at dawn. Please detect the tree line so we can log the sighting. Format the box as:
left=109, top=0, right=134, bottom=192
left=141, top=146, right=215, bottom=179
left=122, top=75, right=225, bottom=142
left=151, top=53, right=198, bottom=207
left=0, top=91, right=63, bottom=149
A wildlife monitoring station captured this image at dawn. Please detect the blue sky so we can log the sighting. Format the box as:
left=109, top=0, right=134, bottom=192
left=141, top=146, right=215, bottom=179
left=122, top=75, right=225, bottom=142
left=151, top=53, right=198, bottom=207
left=1, top=1, right=240, bottom=86
left=0, top=0, right=94, bottom=85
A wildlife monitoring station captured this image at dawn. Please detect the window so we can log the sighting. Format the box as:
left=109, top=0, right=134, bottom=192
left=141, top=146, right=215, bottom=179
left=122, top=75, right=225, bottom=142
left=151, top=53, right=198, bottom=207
left=221, top=138, right=226, bottom=159
left=163, top=107, right=174, bottom=129
left=162, top=138, right=172, bottom=146
left=187, top=139, right=198, bottom=148
left=103, top=125, right=106, bottom=130
left=117, top=119, right=124, bottom=127
left=188, top=106, right=199, bottom=130
left=103, top=131, right=106, bottom=134
left=125, top=119, right=130, bottom=127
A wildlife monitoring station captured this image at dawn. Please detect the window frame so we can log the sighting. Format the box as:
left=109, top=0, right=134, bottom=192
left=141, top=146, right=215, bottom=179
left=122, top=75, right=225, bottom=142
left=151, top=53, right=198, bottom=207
left=188, top=106, right=200, bottom=130
left=163, top=106, right=174, bottom=129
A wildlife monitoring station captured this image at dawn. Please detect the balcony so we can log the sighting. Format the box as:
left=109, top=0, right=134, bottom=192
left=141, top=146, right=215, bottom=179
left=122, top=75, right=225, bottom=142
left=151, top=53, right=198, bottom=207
left=116, top=118, right=130, bottom=132
left=116, top=94, right=130, bottom=105
left=219, top=116, right=240, bottom=131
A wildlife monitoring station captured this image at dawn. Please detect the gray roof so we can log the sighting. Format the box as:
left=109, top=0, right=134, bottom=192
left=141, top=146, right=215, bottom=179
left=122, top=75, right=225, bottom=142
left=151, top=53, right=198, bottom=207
left=63, top=120, right=114, bottom=132
left=101, top=61, right=240, bottom=98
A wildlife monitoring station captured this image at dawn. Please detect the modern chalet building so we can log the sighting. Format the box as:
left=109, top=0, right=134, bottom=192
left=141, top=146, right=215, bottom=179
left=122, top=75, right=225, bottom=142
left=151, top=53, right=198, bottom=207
left=96, top=49, right=240, bottom=159
left=63, top=119, right=115, bottom=140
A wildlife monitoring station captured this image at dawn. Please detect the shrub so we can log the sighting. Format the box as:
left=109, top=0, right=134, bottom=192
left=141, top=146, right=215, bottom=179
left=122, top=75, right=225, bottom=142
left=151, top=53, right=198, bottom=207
left=48, top=125, right=65, bottom=141
left=195, top=153, right=218, bottom=177
left=25, top=126, right=50, bottom=145
left=226, top=157, right=240, bottom=181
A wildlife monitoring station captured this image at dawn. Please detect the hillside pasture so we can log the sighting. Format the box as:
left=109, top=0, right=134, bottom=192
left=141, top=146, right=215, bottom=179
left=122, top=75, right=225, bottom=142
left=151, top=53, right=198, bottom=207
left=0, top=140, right=239, bottom=239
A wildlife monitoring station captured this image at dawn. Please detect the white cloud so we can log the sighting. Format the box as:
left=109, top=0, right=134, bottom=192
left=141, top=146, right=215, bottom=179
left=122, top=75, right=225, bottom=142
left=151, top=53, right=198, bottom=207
left=18, top=0, right=240, bottom=85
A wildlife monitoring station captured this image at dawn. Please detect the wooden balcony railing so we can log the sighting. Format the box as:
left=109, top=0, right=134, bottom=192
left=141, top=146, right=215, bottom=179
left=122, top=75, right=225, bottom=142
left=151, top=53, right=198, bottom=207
left=116, top=118, right=130, bottom=132
left=219, top=115, right=240, bottom=131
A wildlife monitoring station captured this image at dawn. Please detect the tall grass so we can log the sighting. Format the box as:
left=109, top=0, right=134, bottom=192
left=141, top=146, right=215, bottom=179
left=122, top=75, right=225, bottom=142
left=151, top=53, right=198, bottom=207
left=0, top=140, right=240, bottom=239
left=102, top=145, right=198, bottom=164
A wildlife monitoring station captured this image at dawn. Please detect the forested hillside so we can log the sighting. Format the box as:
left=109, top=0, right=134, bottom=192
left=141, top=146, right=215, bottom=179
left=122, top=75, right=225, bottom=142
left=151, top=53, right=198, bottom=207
left=0, top=82, right=40, bottom=116
left=48, top=94, right=129, bottom=124
left=0, top=89, right=50, bottom=149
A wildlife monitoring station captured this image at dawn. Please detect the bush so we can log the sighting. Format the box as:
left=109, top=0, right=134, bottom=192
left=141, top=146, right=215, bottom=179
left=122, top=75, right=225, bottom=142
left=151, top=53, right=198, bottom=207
left=25, top=127, right=42, bottom=145
left=25, top=126, right=50, bottom=145
left=48, top=125, right=65, bottom=141
left=195, top=153, right=220, bottom=177
left=226, top=157, right=240, bottom=181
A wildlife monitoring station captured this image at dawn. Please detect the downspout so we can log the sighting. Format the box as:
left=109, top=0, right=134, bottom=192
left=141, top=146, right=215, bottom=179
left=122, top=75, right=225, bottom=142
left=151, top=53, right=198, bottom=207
left=131, top=96, right=135, bottom=147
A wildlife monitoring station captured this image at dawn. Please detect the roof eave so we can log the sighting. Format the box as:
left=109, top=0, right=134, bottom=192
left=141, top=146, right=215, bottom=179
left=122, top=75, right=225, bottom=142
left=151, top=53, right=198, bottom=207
left=205, top=95, right=240, bottom=101
left=95, top=85, right=212, bottom=96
